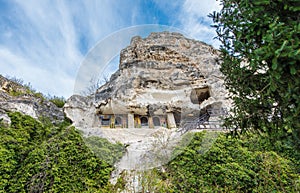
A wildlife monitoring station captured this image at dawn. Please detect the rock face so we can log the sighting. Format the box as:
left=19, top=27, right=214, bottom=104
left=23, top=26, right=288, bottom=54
left=64, top=32, right=231, bottom=129
left=0, top=75, right=65, bottom=124
left=64, top=32, right=232, bottom=191
left=63, top=95, right=99, bottom=128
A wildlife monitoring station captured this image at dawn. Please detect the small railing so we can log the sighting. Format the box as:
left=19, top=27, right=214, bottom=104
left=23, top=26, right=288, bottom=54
left=178, top=108, right=228, bottom=133
left=207, top=108, right=228, bottom=116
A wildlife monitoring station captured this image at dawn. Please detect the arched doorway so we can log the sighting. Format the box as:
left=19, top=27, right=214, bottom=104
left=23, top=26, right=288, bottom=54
left=100, top=115, right=111, bottom=127
left=115, top=116, right=122, bottom=126
left=153, top=117, right=160, bottom=127
left=140, top=116, right=149, bottom=127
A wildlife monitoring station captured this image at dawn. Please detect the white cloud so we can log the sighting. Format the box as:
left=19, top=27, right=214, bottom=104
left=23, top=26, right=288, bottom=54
left=0, top=0, right=85, bottom=97
left=1, top=0, right=139, bottom=97
left=180, top=0, right=222, bottom=48
left=0, top=46, right=74, bottom=97
left=151, top=0, right=221, bottom=48
left=0, top=0, right=222, bottom=98
left=182, top=0, right=221, bottom=19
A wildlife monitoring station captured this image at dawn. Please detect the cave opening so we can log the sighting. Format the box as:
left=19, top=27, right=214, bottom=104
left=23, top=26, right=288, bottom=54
left=190, top=86, right=210, bottom=104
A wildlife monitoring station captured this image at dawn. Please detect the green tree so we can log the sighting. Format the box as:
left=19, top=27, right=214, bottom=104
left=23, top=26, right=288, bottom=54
left=0, top=112, right=114, bottom=192
left=166, top=132, right=299, bottom=192
left=210, top=1, right=300, bottom=142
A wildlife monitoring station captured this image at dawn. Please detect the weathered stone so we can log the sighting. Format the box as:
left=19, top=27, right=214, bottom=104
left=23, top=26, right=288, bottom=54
left=0, top=75, right=65, bottom=124
left=127, top=113, right=134, bottom=128
left=65, top=32, right=231, bottom=128
left=63, top=95, right=100, bottom=128
left=166, top=113, right=176, bottom=128
left=0, top=109, right=11, bottom=126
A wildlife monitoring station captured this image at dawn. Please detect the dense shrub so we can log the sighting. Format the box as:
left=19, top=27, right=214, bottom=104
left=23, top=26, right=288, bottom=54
left=48, top=96, right=66, bottom=108
left=0, top=112, right=114, bottom=192
left=166, top=132, right=299, bottom=192
left=84, top=136, right=125, bottom=165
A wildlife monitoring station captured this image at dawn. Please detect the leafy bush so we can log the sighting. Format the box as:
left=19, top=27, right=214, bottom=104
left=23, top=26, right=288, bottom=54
left=0, top=112, right=114, bottom=192
left=8, top=90, right=24, bottom=97
left=166, top=132, right=299, bottom=192
left=48, top=96, right=66, bottom=108
left=84, top=136, right=125, bottom=165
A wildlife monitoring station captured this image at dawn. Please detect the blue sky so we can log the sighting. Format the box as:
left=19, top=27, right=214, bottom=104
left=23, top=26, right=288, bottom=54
left=0, top=0, right=221, bottom=98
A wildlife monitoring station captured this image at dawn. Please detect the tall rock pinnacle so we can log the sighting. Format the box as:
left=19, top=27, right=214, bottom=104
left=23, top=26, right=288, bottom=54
left=64, top=32, right=231, bottom=129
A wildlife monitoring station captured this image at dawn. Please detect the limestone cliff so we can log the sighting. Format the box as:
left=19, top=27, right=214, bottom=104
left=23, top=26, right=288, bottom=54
left=64, top=32, right=231, bottom=128
left=0, top=75, right=65, bottom=125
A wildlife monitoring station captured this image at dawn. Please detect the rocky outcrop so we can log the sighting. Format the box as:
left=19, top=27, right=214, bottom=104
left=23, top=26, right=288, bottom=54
left=0, top=75, right=65, bottom=124
left=63, top=95, right=99, bottom=128
left=65, top=32, right=231, bottom=128
left=63, top=32, right=232, bottom=181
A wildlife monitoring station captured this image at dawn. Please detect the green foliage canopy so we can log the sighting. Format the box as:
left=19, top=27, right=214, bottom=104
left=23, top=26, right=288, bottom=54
left=0, top=112, right=114, bottom=192
left=84, top=136, right=125, bottom=165
left=210, top=1, right=300, bottom=142
left=166, top=132, right=300, bottom=192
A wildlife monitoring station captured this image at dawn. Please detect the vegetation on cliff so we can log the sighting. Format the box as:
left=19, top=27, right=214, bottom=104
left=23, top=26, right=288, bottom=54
left=1, top=112, right=298, bottom=192
left=0, top=112, right=120, bottom=192
left=166, top=132, right=299, bottom=192
left=129, top=132, right=299, bottom=192
left=0, top=75, right=66, bottom=108
left=1, top=1, right=299, bottom=191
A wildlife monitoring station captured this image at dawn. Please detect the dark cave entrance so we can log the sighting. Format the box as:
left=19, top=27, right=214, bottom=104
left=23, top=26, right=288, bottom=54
left=141, top=116, right=149, bottom=127
left=115, top=116, right=122, bottom=126
left=190, top=86, right=210, bottom=104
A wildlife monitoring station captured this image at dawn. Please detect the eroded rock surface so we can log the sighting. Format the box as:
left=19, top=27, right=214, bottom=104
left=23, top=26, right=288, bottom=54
left=0, top=75, right=65, bottom=124
left=65, top=32, right=231, bottom=128
left=63, top=32, right=232, bottom=191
